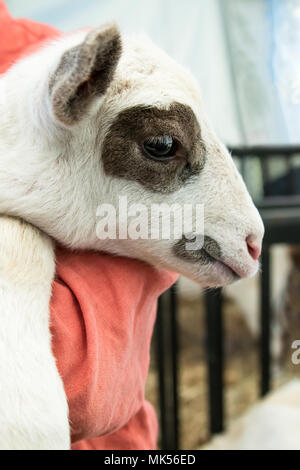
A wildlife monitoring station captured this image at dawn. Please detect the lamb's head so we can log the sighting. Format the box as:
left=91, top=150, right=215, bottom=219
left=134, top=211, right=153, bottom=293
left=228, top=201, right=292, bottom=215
left=0, top=24, right=264, bottom=287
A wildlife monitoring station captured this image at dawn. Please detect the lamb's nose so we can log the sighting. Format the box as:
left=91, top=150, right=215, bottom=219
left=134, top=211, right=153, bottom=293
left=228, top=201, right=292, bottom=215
left=246, top=235, right=262, bottom=261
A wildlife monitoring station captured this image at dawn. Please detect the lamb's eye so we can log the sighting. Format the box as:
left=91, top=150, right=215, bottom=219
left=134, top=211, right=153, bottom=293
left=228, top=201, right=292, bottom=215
left=143, top=136, right=178, bottom=161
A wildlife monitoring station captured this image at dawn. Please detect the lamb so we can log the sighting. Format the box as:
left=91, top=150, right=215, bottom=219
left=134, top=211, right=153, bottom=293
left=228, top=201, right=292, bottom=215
left=0, top=23, right=264, bottom=449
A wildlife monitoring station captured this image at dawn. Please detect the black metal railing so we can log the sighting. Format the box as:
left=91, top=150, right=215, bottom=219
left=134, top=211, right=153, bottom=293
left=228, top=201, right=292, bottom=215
left=155, top=146, right=300, bottom=449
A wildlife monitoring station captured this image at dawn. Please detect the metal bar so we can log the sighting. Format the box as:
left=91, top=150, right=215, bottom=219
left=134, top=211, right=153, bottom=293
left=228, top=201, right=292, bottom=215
left=170, top=284, right=179, bottom=445
left=260, top=244, right=271, bottom=396
left=240, top=156, right=247, bottom=181
left=257, top=195, right=300, bottom=209
left=205, top=288, right=224, bottom=435
left=287, top=155, right=299, bottom=196
left=155, top=298, right=166, bottom=447
left=260, top=208, right=300, bottom=244
left=261, top=158, right=271, bottom=196
left=230, top=146, right=298, bottom=157
left=155, top=284, right=179, bottom=450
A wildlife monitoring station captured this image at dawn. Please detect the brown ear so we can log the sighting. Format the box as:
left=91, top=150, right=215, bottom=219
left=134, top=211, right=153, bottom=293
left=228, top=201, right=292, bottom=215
left=49, top=24, right=122, bottom=126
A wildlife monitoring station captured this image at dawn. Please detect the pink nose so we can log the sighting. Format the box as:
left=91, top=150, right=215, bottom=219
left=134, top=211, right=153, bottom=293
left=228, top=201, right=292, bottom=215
left=246, top=235, right=261, bottom=261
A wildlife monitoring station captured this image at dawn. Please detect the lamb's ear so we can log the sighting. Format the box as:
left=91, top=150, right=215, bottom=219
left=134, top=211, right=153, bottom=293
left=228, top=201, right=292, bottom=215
left=49, top=24, right=122, bottom=126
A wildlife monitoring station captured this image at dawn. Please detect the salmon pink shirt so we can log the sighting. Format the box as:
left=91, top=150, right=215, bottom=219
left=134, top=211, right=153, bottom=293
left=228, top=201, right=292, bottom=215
left=0, top=1, right=178, bottom=449
left=51, top=249, right=177, bottom=449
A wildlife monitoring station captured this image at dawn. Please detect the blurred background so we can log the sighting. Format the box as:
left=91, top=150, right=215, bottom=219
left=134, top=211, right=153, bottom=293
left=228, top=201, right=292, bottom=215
left=6, top=0, right=300, bottom=147
left=6, top=0, right=300, bottom=450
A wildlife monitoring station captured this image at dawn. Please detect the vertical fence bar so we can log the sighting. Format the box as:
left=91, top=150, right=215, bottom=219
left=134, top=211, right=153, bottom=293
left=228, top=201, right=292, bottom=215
left=260, top=244, right=271, bottom=396
left=286, top=154, right=295, bottom=195
left=155, top=284, right=179, bottom=449
left=204, top=288, right=224, bottom=435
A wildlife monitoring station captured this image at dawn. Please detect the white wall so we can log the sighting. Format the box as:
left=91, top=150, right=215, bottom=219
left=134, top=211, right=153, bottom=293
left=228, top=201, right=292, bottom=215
left=6, top=0, right=242, bottom=145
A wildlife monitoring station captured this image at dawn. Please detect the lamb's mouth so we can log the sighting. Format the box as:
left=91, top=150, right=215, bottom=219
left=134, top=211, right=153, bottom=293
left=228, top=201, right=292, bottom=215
left=173, top=235, right=240, bottom=280
left=208, top=258, right=240, bottom=281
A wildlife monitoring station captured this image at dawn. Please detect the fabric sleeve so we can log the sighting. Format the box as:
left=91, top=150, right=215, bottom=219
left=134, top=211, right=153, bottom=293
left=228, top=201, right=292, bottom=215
left=71, top=401, right=158, bottom=451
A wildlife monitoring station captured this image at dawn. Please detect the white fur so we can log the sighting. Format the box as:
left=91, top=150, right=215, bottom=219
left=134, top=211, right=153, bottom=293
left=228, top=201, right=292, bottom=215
left=0, top=217, right=69, bottom=449
left=0, top=28, right=264, bottom=449
left=204, top=380, right=300, bottom=450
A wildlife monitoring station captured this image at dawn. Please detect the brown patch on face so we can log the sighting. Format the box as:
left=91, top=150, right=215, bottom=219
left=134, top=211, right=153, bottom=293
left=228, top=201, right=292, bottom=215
left=101, top=103, right=205, bottom=193
left=173, top=235, right=222, bottom=264
left=49, top=24, right=122, bottom=126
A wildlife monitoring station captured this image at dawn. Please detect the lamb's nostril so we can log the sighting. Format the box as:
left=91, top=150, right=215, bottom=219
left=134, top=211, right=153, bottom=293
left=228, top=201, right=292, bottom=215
left=246, top=235, right=261, bottom=261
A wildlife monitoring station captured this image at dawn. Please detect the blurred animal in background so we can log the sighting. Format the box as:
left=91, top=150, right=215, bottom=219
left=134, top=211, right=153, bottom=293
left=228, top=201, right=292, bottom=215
left=203, top=379, right=300, bottom=450
left=278, top=245, right=300, bottom=363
